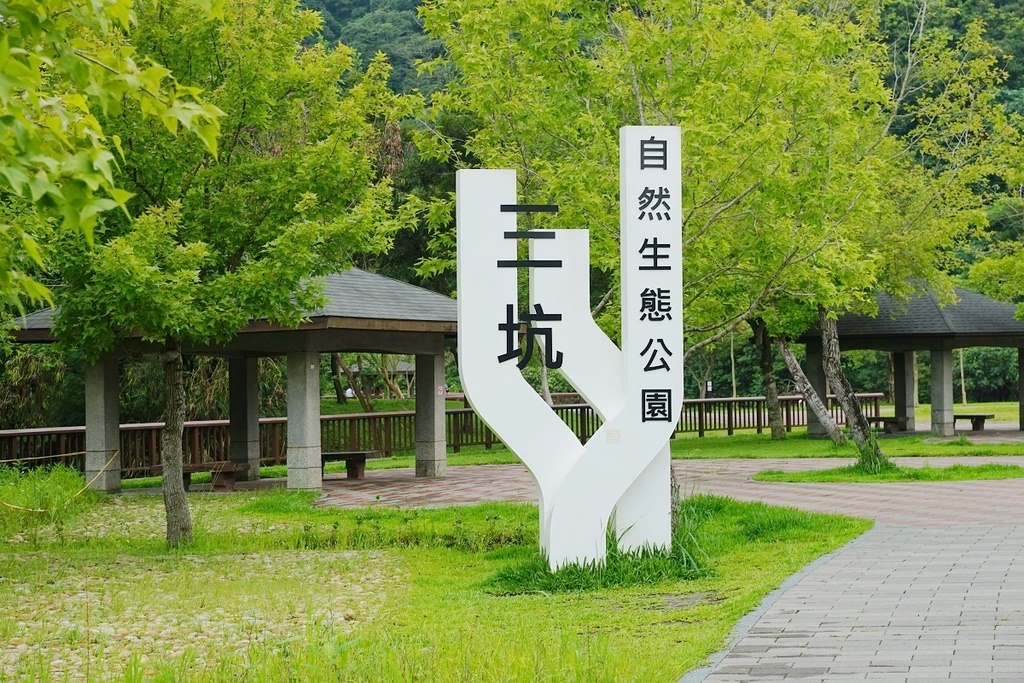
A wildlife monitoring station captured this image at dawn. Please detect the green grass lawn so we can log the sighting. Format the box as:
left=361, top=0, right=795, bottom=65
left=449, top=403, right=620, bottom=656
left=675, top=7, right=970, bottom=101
left=0, top=467, right=871, bottom=682
left=670, top=430, right=1024, bottom=459
left=754, top=463, right=1024, bottom=483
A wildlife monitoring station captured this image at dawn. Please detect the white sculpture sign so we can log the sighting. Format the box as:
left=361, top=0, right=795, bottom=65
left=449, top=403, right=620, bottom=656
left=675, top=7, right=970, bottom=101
left=456, top=127, right=682, bottom=569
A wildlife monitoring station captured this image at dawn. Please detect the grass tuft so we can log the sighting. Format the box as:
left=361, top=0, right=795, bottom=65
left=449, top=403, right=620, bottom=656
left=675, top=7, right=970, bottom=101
left=486, top=494, right=839, bottom=594
left=0, top=465, right=97, bottom=546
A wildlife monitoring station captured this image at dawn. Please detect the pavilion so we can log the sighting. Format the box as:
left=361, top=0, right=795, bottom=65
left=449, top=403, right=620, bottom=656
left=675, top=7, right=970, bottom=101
left=801, top=287, right=1024, bottom=436
left=13, top=268, right=457, bottom=492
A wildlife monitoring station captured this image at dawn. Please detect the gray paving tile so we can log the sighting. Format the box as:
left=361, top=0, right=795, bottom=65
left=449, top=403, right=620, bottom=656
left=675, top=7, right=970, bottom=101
left=678, top=457, right=1024, bottom=683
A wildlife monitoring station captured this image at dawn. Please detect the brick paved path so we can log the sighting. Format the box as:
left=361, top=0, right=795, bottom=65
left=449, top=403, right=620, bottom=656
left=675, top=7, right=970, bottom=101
left=676, top=457, right=1024, bottom=683
left=317, top=455, right=1024, bottom=682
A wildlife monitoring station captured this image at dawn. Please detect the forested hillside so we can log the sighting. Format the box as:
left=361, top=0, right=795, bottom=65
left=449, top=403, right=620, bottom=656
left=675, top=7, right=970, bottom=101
left=301, top=0, right=449, bottom=92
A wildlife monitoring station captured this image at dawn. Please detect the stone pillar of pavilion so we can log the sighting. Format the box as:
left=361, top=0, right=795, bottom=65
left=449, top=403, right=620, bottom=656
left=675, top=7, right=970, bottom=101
left=85, top=355, right=121, bottom=492
left=930, top=348, right=954, bottom=436
left=803, top=340, right=829, bottom=436
left=228, top=357, right=261, bottom=481
left=415, top=353, right=446, bottom=477
left=892, top=351, right=917, bottom=431
left=286, top=351, right=322, bottom=490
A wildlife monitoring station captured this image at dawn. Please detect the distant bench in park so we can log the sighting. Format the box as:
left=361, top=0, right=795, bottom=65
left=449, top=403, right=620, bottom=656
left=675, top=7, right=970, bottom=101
left=954, top=413, right=996, bottom=431
left=321, top=450, right=383, bottom=479
left=152, top=461, right=248, bottom=492
left=867, top=416, right=907, bottom=434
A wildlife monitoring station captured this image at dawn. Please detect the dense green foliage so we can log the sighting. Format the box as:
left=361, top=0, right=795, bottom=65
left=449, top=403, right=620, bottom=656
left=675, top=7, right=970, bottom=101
left=52, top=0, right=421, bottom=359
left=415, top=0, right=1021, bottom=357
left=0, top=0, right=222, bottom=309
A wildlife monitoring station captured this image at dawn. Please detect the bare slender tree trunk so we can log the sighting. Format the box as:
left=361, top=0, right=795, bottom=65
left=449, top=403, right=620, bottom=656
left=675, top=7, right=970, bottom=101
left=887, top=352, right=896, bottom=404
left=330, top=353, right=347, bottom=404
left=958, top=349, right=967, bottom=404
left=379, top=354, right=406, bottom=400
left=538, top=340, right=553, bottom=406
left=161, top=346, right=193, bottom=546
left=730, top=331, right=738, bottom=398
left=819, top=308, right=891, bottom=472
left=751, top=318, right=785, bottom=440
left=777, top=338, right=846, bottom=444
left=338, top=355, right=373, bottom=412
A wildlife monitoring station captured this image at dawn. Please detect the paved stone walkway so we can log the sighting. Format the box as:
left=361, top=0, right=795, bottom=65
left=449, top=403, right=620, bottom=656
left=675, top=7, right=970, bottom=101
left=317, top=454, right=1024, bottom=682
left=678, top=456, right=1024, bottom=682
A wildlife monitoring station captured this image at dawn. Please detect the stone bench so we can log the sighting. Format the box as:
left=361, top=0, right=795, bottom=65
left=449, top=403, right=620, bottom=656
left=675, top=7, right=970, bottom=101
left=321, top=450, right=383, bottom=479
left=954, top=413, right=996, bottom=431
left=154, top=461, right=248, bottom=491
left=867, top=416, right=907, bottom=434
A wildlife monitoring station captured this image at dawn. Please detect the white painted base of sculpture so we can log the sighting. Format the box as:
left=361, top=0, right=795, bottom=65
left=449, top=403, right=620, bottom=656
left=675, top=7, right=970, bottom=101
left=615, top=444, right=672, bottom=553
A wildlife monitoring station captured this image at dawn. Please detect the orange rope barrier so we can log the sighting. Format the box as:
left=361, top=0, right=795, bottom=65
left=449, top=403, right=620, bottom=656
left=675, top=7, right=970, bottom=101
left=0, top=451, right=86, bottom=466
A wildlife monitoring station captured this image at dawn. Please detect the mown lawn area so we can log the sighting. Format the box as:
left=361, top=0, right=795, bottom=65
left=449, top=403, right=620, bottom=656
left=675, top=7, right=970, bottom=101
left=0, top=467, right=871, bottom=682
left=670, top=429, right=1024, bottom=459
left=754, top=462, right=1024, bottom=483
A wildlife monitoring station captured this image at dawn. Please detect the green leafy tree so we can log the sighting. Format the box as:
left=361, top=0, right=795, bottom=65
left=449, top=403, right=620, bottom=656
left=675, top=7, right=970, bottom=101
left=0, top=0, right=222, bottom=309
left=52, top=0, right=421, bottom=546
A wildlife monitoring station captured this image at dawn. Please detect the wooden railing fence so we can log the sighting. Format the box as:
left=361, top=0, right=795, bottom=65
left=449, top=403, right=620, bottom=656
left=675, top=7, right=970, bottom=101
left=0, top=393, right=883, bottom=477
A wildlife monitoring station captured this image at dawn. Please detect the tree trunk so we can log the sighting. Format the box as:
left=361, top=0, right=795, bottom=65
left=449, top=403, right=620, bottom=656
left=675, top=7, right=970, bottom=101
left=751, top=318, right=785, bottom=440
left=338, top=355, right=374, bottom=412
left=330, top=353, right=347, bottom=404
left=886, top=352, right=896, bottom=404
left=730, top=331, right=738, bottom=398
left=538, top=341, right=554, bottom=406
left=819, top=308, right=891, bottom=473
left=379, top=354, right=405, bottom=400
left=161, top=346, right=193, bottom=547
left=777, top=338, right=846, bottom=444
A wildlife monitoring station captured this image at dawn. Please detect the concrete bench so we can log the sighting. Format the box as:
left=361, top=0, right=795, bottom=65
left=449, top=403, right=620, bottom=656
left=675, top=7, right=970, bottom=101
left=321, top=450, right=383, bottom=479
left=867, top=416, right=907, bottom=434
left=954, top=413, right=996, bottom=431
left=154, top=461, right=248, bottom=491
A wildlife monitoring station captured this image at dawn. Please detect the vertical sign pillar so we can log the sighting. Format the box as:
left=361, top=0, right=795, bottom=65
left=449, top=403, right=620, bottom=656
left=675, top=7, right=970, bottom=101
left=616, top=126, right=683, bottom=551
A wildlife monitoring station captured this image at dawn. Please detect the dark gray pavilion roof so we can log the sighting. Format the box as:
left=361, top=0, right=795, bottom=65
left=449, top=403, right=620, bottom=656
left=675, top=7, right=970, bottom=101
left=13, top=268, right=456, bottom=342
left=308, top=268, right=455, bottom=323
left=14, top=307, right=54, bottom=331
left=802, top=287, right=1024, bottom=351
